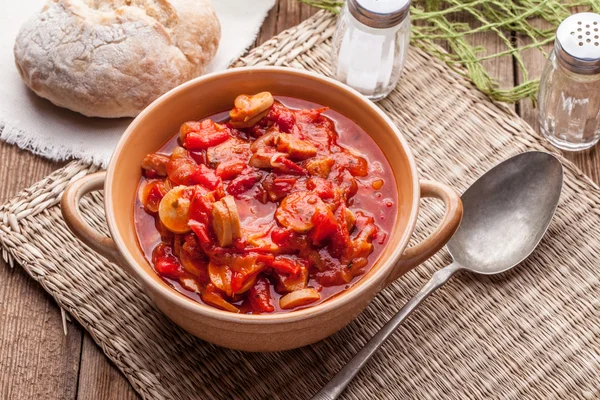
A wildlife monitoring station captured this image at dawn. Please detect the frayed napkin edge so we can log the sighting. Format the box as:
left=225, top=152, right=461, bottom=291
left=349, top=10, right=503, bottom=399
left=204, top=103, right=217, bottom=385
left=0, top=119, right=109, bottom=167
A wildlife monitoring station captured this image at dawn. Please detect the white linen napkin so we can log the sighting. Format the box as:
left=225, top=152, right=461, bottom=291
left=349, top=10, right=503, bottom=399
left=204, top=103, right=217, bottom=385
left=0, top=0, right=275, bottom=167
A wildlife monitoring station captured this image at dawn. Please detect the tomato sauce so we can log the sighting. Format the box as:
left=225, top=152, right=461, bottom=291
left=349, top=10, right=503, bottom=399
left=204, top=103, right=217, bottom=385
left=134, top=95, right=398, bottom=313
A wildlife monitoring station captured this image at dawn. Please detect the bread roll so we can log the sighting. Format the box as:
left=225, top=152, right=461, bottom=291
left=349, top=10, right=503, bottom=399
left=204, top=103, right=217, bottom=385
left=14, top=0, right=220, bottom=118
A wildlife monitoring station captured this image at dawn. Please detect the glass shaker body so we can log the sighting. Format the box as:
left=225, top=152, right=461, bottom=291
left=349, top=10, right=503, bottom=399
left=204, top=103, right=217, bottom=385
left=538, top=49, right=600, bottom=151
left=331, top=3, right=410, bottom=101
left=537, top=12, right=600, bottom=151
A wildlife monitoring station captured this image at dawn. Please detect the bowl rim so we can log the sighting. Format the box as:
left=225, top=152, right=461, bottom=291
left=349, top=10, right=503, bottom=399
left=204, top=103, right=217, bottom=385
left=105, top=66, right=420, bottom=324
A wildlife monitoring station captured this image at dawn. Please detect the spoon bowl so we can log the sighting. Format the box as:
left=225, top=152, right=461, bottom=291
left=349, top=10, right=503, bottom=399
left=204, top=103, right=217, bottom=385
left=449, top=151, right=563, bottom=274
left=313, top=152, right=564, bottom=400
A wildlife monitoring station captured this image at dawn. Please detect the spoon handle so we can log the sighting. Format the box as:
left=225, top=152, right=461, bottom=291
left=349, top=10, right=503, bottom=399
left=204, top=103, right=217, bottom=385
left=311, top=262, right=462, bottom=400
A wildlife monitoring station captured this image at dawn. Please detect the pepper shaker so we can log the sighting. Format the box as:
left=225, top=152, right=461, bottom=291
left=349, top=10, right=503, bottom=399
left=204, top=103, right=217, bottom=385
left=538, top=12, right=600, bottom=151
left=331, top=0, right=411, bottom=101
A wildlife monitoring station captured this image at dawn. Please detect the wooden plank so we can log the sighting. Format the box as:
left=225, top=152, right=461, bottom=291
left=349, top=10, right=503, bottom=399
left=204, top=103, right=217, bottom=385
left=76, top=334, right=138, bottom=400
left=469, top=33, right=516, bottom=112
left=0, top=142, right=82, bottom=399
left=275, top=0, right=303, bottom=34
left=517, top=14, right=600, bottom=184
left=256, top=0, right=319, bottom=46
left=449, top=11, right=516, bottom=110
left=419, top=6, right=516, bottom=110
left=255, top=0, right=279, bottom=46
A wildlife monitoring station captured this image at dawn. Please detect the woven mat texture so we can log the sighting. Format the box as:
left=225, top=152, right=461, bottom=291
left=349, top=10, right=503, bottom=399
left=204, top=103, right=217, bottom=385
left=2, top=11, right=600, bottom=400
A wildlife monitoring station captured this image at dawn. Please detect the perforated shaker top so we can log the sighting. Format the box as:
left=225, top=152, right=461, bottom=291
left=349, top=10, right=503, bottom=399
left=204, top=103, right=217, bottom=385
left=556, top=12, right=600, bottom=74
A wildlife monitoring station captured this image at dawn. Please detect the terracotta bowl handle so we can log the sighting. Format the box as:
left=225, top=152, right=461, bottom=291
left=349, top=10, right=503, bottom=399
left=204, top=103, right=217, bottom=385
left=61, top=172, right=128, bottom=269
left=385, top=180, right=463, bottom=286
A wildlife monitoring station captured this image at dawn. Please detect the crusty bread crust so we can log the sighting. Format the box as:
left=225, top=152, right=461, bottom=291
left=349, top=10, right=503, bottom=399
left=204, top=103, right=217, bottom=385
left=14, top=0, right=220, bottom=118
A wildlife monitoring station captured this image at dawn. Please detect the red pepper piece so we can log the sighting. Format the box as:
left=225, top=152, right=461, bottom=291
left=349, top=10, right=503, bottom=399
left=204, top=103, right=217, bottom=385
left=188, top=220, right=211, bottom=247
left=314, top=263, right=353, bottom=287
left=182, top=233, right=204, bottom=259
left=271, top=177, right=297, bottom=199
left=190, top=164, right=222, bottom=190
left=310, top=206, right=338, bottom=245
left=184, top=120, right=230, bottom=150
left=143, top=182, right=166, bottom=213
left=296, top=107, right=329, bottom=123
left=261, top=174, right=297, bottom=201
left=166, top=158, right=198, bottom=186
left=233, top=237, right=247, bottom=251
left=270, top=227, right=296, bottom=247
left=267, top=102, right=296, bottom=133
left=273, top=177, right=297, bottom=190
left=231, top=272, right=246, bottom=294
left=179, top=121, right=202, bottom=138
left=248, top=277, right=275, bottom=313
left=227, top=172, right=263, bottom=196
left=215, top=160, right=246, bottom=180
left=276, top=113, right=295, bottom=133
left=154, top=258, right=184, bottom=279
left=185, top=130, right=229, bottom=149
left=143, top=169, right=159, bottom=179
left=256, top=254, right=275, bottom=265
left=329, top=204, right=352, bottom=255
left=272, top=155, right=307, bottom=175
left=189, top=151, right=207, bottom=165
left=152, top=243, right=184, bottom=279
left=306, top=177, right=335, bottom=199
left=188, top=187, right=214, bottom=224
left=270, top=257, right=301, bottom=275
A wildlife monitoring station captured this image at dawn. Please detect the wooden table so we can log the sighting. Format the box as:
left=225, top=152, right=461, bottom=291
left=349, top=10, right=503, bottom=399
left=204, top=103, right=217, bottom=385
left=1, top=2, right=598, bottom=398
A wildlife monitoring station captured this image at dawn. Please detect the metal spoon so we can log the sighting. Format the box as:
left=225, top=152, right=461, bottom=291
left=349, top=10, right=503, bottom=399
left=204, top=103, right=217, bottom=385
left=313, top=151, right=563, bottom=400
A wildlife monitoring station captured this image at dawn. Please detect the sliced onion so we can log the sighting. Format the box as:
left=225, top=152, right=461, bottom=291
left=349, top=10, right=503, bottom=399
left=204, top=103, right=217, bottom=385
left=208, top=262, right=233, bottom=297
left=201, top=291, right=239, bottom=313
left=180, top=277, right=200, bottom=293
left=279, top=288, right=321, bottom=310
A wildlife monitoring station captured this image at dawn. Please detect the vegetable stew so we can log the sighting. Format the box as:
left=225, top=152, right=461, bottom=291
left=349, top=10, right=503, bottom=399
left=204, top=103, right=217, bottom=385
left=134, top=93, right=398, bottom=313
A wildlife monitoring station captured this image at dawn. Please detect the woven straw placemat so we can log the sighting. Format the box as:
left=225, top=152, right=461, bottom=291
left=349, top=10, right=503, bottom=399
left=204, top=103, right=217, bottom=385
left=2, top=10, right=600, bottom=400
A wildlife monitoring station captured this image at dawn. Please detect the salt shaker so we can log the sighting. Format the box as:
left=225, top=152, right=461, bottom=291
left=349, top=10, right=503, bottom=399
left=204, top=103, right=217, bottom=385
left=538, top=12, right=600, bottom=151
left=331, top=0, right=411, bottom=101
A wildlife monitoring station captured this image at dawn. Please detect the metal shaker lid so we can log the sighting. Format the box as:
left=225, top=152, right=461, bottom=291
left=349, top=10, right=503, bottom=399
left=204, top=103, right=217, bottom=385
left=556, top=12, right=600, bottom=74
left=348, top=0, right=411, bottom=29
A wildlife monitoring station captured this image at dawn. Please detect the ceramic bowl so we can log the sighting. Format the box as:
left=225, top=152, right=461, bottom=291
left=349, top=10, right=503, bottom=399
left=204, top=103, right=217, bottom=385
left=61, top=67, right=462, bottom=352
